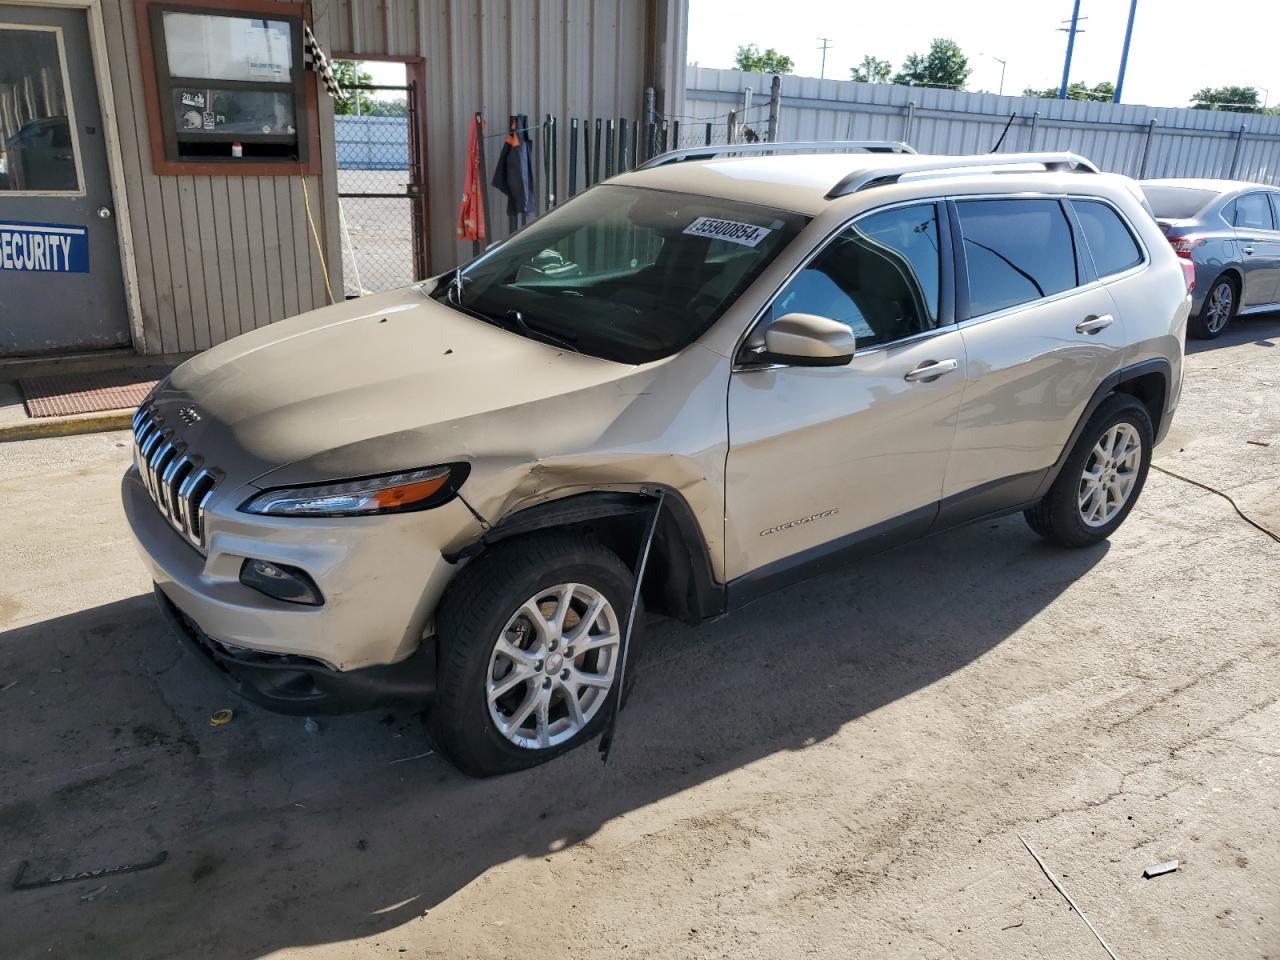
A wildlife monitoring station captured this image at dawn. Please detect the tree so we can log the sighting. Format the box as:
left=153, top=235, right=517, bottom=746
left=1191, top=85, right=1261, bottom=113
left=734, top=43, right=794, bottom=74
left=892, top=38, right=971, bottom=90
left=365, top=98, right=408, bottom=118
left=850, top=55, right=893, bottom=84
left=1023, top=80, right=1115, bottom=102
left=332, top=60, right=374, bottom=115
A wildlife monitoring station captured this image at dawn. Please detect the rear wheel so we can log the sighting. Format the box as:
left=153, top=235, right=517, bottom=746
left=431, top=534, right=635, bottom=777
left=1024, top=393, right=1153, bottom=548
left=1190, top=274, right=1236, bottom=339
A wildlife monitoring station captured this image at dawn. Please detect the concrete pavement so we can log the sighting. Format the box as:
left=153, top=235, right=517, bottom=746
left=1, top=318, right=1277, bottom=960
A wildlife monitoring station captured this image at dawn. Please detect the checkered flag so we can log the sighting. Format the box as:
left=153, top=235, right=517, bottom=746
left=302, top=22, right=342, bottom=99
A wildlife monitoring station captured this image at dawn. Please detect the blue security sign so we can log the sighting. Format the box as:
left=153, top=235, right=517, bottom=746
left=0, top=220, right=89, bottom=273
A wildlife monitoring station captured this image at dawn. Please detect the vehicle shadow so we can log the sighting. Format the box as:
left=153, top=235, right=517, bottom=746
left=1185, top=311, right=1280, bottom=354
left=1, top=517, right=1108, bottom=959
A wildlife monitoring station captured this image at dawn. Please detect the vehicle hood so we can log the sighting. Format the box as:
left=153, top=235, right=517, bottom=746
left=149, top=287, right=646, bottom=485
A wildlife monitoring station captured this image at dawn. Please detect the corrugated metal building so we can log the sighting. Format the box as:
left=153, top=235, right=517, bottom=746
left=0, top=0, right=688, bottom=359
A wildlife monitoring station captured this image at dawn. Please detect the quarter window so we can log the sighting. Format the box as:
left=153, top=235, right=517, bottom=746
left=957, top=199, right=1078, bottom=317
left=1233, top=192, right=1274, bottom=231
left=1073, top=200, right=1143, bottom=278
left=770, top=203, right=941, bottom=350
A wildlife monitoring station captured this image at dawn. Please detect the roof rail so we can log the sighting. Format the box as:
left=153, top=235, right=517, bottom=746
left=636, top=140, right=917, bottom=170
left=825, top=152, right=1100, bottom=198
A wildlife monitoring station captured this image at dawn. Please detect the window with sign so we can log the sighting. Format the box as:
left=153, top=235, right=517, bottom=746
left=138, top=1, right=317, bottom=174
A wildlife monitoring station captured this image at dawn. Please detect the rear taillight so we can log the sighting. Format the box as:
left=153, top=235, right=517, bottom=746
left=1179, top=259, right=1196, bottom=293
left=1168, top=235, right=1205, bottom=258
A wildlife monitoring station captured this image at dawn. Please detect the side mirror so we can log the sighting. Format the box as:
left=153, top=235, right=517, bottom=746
left=746, top=313, right=856, bottom=367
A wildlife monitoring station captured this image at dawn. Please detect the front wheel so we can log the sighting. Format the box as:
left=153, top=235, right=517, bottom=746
left=1024, top=393, right=1153, bottom=548
left=431, top=534, right=636, bottom=777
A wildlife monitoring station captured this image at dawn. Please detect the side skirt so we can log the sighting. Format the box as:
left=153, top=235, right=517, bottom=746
left=725, top=504, right=936, bottom=611
left=724, top=472, right=1048, bottom=614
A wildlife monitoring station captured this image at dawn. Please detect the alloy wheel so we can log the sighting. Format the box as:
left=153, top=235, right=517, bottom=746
left=486, top=582, right=620, bottom=749
left=1205, top=281, right=1233, bottom=334
left=1078, top=422, right=1142, bottom=528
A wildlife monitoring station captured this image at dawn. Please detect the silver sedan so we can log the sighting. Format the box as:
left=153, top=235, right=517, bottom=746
left=1140, top=178, right=1280, bottom=339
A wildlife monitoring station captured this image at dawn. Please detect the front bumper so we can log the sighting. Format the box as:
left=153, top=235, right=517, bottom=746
left=123, top=465, right=478, bottom=711
left=153, top=586, right=435, bottom=714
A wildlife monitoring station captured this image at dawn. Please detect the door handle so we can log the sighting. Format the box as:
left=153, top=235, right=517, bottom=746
left=1075, top=314, right=1114, bottom=335
left=903, top=358, right=959, bottom=382
left=1243, top=245, right=1255, bottom=256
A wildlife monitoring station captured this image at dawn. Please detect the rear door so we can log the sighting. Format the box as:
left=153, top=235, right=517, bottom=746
left=1231, top=191, right=1280, bottom=307
left=943, top=196, right=1126, bottom=518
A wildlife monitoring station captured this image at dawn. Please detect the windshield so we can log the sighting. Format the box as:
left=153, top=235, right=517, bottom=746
left=434, top=185, right=809, bottom=363
left=1141, top=185, right=1219, bottom=220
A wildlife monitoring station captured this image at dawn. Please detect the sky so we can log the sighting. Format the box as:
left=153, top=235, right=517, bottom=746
left=687, top=0, right=1280, bottom=109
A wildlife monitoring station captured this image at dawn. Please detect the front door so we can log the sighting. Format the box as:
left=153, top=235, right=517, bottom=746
left=0, top=4, right=130, bottom=355
left=724, top=201, right=966, bottom=583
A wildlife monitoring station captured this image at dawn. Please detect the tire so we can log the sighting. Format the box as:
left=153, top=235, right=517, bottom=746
left=1190, top=273, right=1237, bottom=340
left=431, top=533, right=637, bottom=777
left=1024, top=393, right=1153, bottom=548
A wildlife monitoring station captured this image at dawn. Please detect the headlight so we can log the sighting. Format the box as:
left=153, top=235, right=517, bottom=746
left=240, top=464, right=468, bottom=517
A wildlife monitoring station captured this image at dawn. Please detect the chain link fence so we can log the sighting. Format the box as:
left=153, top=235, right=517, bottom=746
left=335, top=82, right=425, bottom=297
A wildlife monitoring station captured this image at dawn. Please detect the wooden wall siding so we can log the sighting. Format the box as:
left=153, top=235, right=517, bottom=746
left=312, top=0, right=686, bottom=273
left=102, top=0, right=331, bottom=355
left=99, top=0, right=686, bottom=354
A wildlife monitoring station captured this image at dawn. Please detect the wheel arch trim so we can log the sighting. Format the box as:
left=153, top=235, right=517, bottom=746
left=1035, top=357, right=1170, bottom=499
left=444, top=487, right=726, bottom=623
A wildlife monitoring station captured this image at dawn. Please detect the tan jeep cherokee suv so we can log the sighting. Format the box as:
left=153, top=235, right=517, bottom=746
left=123, top=146, right=1188, bottom=775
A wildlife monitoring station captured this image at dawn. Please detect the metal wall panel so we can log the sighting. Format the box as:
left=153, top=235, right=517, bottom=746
left=100, top=0, right=688, bottom=355
left=687, top=67, right=1280, bottom=186
left=316, top=0, right=689, bottom=275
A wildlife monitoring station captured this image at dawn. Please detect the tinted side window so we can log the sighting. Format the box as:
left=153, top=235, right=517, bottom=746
left=1073, top=200, right=1143, bottom=277
left=772, top=204, right=940, bottom=349
left=1270, top=193, right=1280, bottom=228
left=1234, top=192, right=1274, bottom=230
left=957, top=199, right=1078, bottom=317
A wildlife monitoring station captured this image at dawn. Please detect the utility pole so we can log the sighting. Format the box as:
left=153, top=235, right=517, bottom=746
left=991, top=55, right=1007, bottom=96
left=817, top=37, right=832, bottom=80
left=1057, top=0, right=1085, bottom=100
left=1113, top=0, right=1138, bottom=102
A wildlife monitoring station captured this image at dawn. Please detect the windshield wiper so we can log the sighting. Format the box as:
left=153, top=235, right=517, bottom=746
left=444, top=267, right=466, bottom=306
left=502, top=310, right=582, bottom=354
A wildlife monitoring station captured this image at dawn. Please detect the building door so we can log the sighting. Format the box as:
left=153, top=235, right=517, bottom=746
left=0, top=4, right=130, bottom=355
left=332, top=57, right=428, bottom=296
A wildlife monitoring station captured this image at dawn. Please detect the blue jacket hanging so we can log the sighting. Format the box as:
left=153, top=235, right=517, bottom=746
left=491, top=114, right=536, bottom=224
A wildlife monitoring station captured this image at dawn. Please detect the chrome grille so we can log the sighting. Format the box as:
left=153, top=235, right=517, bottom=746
left=131, top=403, right=220, bottom=550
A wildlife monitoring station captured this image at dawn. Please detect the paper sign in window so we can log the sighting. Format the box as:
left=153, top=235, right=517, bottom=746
left=682, top=217, right=773, bottom=248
